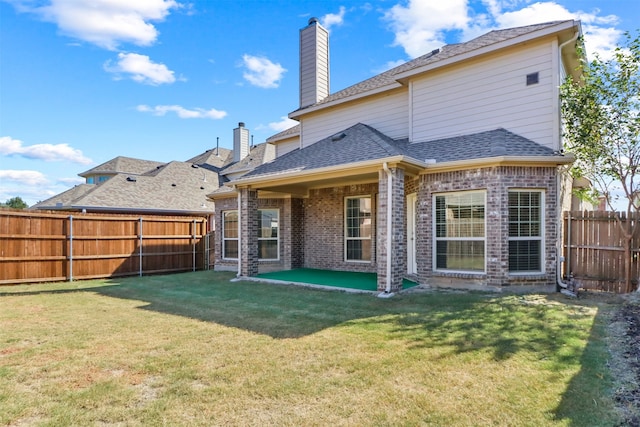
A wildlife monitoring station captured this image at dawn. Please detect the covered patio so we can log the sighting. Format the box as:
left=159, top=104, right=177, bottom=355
left=256, top=269, right=419, bottom=293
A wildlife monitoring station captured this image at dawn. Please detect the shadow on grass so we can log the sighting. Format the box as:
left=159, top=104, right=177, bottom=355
left=0, top=271, right=620, bottom=424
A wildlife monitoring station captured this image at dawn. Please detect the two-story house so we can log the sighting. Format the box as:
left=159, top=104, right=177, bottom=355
left=209, top=19, right=583, bottom=294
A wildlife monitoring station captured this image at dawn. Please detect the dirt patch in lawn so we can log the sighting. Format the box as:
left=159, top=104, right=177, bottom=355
left=606, top=292, right=640, bottom=426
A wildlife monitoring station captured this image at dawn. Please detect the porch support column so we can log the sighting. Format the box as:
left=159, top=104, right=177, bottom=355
left=239, top=187, right=259, bottom=277
left=376, top=166, right=405, bottom=293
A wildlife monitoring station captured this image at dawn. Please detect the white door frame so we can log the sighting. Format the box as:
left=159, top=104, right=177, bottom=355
left=407, top=193, right=417, bottom=275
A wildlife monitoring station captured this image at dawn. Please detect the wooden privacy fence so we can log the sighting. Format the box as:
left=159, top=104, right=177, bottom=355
left=563, top=210, right=640, bottom=293
left=0, top=209, right=211, bottom=285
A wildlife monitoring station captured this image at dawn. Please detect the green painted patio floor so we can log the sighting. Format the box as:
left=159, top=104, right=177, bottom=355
left=256, top=269, right=418, bottom=292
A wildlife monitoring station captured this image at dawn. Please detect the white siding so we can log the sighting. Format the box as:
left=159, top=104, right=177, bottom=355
left=275, top=137, right=300, bottom=157
left=301, top=89, right=408, bottom=148
left=411, top=40, right=557, bottom=149
left=300, top=22, right=329, bottom=108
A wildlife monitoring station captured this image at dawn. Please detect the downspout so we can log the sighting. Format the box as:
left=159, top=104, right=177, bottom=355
left=557, top=173, right=576, bottom=297
left=237, top=191, right=242, bottom=277
left=556, top=31, right=579, bottom=296
left=382, top=162, right=393, bottom=294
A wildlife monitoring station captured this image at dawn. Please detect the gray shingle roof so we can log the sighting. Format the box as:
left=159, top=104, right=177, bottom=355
left=222, top=143, right=276, bottom=175
left=241, top=124, right=560, bottom=181
left=243, top=123, right=406, bottom=179
left=291, top=21, right=573, bottom=114
left=186, top=147, right=234, bottom=170
left=78, top=156, right=165, bottom=177
left=403, top=128, right=556, bottom=163
left=36, top=161, right=220, bottom=214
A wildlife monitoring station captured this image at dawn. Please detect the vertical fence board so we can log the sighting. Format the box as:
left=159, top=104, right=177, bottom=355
left=563, top=210, right=639, bottom=293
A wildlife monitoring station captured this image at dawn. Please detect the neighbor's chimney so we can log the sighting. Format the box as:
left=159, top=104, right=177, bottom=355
left=233, top=122, right=250, bottom=162
left=299, top=17, right=329, bottom=108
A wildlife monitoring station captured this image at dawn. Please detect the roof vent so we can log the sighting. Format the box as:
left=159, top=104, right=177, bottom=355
left=171, top=183, right=177, bottom=187
left=331, top=132, right=347, bottom=141
left=126, top=176, right=137, bottom=182
left=431, top=49, right=440, bottom=55
left=191, top=164, right=199, bottom=168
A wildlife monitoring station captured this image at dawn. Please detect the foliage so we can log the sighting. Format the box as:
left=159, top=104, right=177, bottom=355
left=1, top=196, right=28, bottom=209
left=561, top=31, right=640, bottom=292
left=561, top=31, right=640, bottom=213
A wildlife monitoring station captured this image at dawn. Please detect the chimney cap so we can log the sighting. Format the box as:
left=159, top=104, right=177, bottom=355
left=238, top=122, right=245, bottom=127
left=308, top=17, right=319, bottom=25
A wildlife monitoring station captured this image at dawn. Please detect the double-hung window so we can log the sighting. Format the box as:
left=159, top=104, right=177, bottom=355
left=508, top=191, right=543, bottom=273
left=434, top=191, right=485, bottom=272
left=345, top=196, right=372, bottom=262
left=222, top=211, right=238, bottom=259
left=258, top=209, right=279, bottom=260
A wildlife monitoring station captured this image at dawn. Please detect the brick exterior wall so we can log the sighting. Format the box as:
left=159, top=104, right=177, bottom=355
left=417, top=166, right=558, bottom=290
left=216, top=165, right=559, bottom=292
left=304, top=184, right=378, bottom=273
left=377, top=167, right=406, bottom=292
left=213, top=194, right=301, bottom=274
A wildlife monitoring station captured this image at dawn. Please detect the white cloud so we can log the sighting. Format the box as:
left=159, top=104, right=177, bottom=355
left=0, top=170, right=49, bottom=186
left=241, top=54, right=286, bottom=89
left=137, top=104, right=227, bottom=119
left=10, top=0, right=179, bottom=50
left=0, top=136, right=92, bottom=164
left=321, top=6, right=346, bottom=31
left=383, top=1, right=623, bottom=61
left=384, top=0, right=469, bottom=58
left=105, top=52, right=177, bottom=85
left=265, top=116, right=298, bottom=132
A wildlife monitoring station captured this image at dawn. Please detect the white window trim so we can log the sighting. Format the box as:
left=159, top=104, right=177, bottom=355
left=344, top=195, right=373, bottom=263
left=432, top=190, right=487, bottom=274
left=258, top=208, right=280, bottom=261
left=508, top=189, right=545, bottom=275
left=222, top=210, right=238, bottom=261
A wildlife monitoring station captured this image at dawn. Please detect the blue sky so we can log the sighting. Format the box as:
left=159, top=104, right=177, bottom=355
left=1, top=0, right=638, bottom=206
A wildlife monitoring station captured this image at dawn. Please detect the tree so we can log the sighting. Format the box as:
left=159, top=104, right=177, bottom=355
left=2, top=196, right=29, bottom=209
left=560, top=31, right=640, bottom=293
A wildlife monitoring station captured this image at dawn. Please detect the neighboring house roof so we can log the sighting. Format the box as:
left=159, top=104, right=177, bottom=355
left=78, top=156, right=165, bottom=177
left=186, top=147, right=234, bottom=170
left=291, top=20, right=578, bottom=117
left=35, top=161, right=220, bottom=214
left=31, top=184, right=96, bottom=209
left=221, top=143, right=276, bottom=176
left=235, top=124, right=569, bottom=185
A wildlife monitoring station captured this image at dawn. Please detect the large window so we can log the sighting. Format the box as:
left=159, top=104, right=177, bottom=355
left=345, top=197, right=372, bottom=262
left=222, top=211, right=238, bottom=259
left=434, top=191, right=485, bottom=272
left=258, top=209, right=279, bottom=260
left=509, top=191, right=543, bottom=273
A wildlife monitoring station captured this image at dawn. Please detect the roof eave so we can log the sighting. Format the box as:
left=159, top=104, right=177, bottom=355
left=420, top=154, right=574, bottom=173
left=289, top=82, right=404, bottom=120
left=395, top=20, right=579, bottom=82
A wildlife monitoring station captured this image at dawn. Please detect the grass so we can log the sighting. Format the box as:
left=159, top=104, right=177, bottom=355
left=0, top=271, right=620, bottom=426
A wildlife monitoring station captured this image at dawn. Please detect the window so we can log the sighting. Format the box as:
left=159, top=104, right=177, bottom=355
left=222, top=211, right=238, bottom=259
left=345, top=197, right=372, bottom=262
left=509, top=191, right=543, bottom=273
left=434, top=191, right=485, bottom=272
left=258, top=209, right=279, bottom=260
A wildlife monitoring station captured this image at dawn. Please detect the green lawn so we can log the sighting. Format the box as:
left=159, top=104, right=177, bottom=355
left=0, top=271, right=620, bottom=426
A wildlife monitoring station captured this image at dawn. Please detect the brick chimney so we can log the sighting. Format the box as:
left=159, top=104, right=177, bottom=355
left=233, top=122, right=250, bottom=162
left=299, top=17, right=329, bottom=108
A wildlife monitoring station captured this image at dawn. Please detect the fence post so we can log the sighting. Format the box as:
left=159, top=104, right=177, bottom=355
left=68, top=215, right=74, bottom=281
left=139, top=217, right=143, bottom=277
left=192, top=219, right=197, bottom=272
